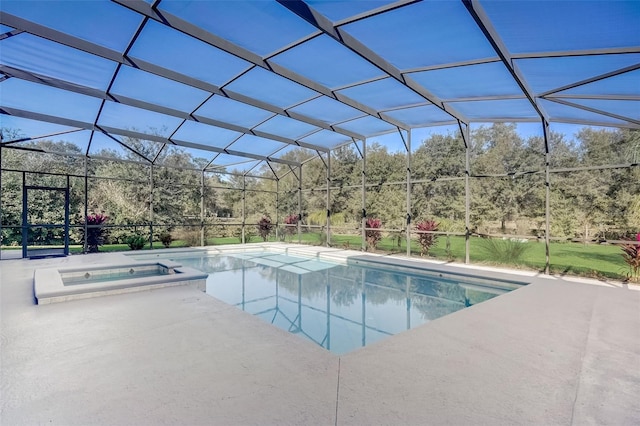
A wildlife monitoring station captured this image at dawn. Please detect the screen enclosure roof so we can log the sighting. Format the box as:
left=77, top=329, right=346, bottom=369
left=1, top=0, right=639, bottom=176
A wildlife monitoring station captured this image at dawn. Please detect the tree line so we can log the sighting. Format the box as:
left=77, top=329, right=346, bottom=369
left=1, top=123, right=638, bottom=247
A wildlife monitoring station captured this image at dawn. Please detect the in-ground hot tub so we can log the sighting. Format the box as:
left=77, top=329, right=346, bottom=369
left=34, top=260, right=208, bottom=304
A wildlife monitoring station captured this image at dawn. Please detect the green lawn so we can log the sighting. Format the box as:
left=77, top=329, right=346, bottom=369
left=276, top=233, right=631, bottom=280
left=4, top=233, right=632, bottom=281
left=437, top=236, right=628, bottom=279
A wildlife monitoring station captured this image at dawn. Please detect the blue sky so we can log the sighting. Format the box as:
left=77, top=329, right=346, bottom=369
left=1, top=0, right=637, bottom=163
left=367, top=122, right=601, bottom=154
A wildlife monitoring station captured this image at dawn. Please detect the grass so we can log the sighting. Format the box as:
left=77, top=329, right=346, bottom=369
left=476, top=238, right=531, bottom=264
left=431, top=236, right=628, bottom=280
left=3, top=233, right=631, bottom=281
left=284, top=233, right=630, bottom=280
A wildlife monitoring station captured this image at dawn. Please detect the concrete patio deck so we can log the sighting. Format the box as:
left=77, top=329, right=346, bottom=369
left=1, top=245, right=639, bottom=425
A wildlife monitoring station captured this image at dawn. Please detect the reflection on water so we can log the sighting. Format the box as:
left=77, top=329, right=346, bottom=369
left=173, top=252, right=521, bottom=355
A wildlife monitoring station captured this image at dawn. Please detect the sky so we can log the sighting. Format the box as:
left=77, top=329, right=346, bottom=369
left=365, top=122, right=602, bottom=154
left=1, top=0, right=637, bottom=166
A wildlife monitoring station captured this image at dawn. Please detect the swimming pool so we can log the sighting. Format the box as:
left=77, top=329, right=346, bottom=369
left=133, top=249, right=525, bottom=354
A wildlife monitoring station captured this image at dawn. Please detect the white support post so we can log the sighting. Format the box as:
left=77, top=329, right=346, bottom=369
left=200, top=170, right=205, bottom=247
left=149, top=164, right=154, bottom=249
left=275, top=179, right=279, bottom=242
left=0, top=145, right=2, bottom=260
left=326, top=151, right=331, bottom=247
left=464, top=124, right=470, bottom=264
left=298, top=165, right=302, bottom=244
left=242, top=175, right=246, bottom=244
left=361, top=139, right=367, bottom=251
left=83, top=156, right=88, bottom=254
left=406, top=130, right=412, bottom=257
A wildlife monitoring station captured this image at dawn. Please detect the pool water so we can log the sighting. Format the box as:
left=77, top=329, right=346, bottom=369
left=149, top=251, right=522, bottom=354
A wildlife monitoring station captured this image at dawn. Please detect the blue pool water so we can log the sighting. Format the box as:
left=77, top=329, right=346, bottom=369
left=137, top=251, right=523, bottom=354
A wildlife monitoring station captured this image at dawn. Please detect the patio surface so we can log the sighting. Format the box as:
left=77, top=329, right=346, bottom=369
left=1, top=244, right=639, bottom=425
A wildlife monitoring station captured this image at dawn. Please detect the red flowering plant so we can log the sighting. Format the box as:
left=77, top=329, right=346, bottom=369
left=84, top=213, right=108, bottom=253
left=415, top=219, right=439, bottom=257
left=257, top=216, right=274, bottom=242
left=620, top=232, right=640, bottom=281
left=365, top=218, right=382, bottom=251
left=284, top=214, right=299, bottom=240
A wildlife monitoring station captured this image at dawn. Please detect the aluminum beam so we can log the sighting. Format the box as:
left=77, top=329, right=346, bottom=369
left=0, top=65, right=331, bottom=153
left=545, top=98, right=640, bottom=126
left=114, top=0, right=414, bottom=131
left=462, top=0, right=550, bottom=145
left=276, top=0, right=470, bottom=125
left=539, top=63, right=640, bottom=98
left=547, top=94, right=640, bottom=101
left=511, top=46, right=640, bottom=59
left=0, top=11, right=364, bottom=143
left=0, top=107, right=301, bottom=167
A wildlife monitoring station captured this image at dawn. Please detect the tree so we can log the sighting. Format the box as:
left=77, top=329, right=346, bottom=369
left=2, top=124, right=637, bottom=251
left=470, top=123, right=544, bottom=234
left=362, top=144, right=405, bottom=227
left=0, top=137, right=85, bottom=245
left=472, top=124, right=520, bottom=231
left=412, top=132, right=466, bottom=224
left=329, top=145, right=361, bottom=221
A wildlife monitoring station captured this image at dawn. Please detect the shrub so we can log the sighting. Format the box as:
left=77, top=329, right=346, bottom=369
left=416, top=219, right=439, bottom=256
left=436, top=218, right=465, bottom=233
left=330, top=212, right=347, bottom=226
left=478, top=237, right=531, bottom=264
left=84, top=213, right=108, bottom=253
left=245, top=227, right=256, bottom=243
left=365, top=218, right=382, bottom=251
left=307, top=210, right=346, bottom=226
left=180, top=229, right=201, bottom=247
left=234, top=226, right=255, bottom=243
left=126, top=233, right=146, bottom=250
left=620, top=233, right=640, bottom=281
left=257, top=216, right=274, bottom=242
left=159, top=231, right=173, bottom=248
left=307, top=210, right=326, bottom=226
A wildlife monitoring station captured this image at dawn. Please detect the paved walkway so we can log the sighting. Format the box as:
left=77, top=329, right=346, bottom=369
left=1, top=246, right=639, bottom=425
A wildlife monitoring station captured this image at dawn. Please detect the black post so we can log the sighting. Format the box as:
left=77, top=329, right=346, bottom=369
left=64, top=175, right=70, bottom=255
left=21, top=172, right=27, bottom=259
